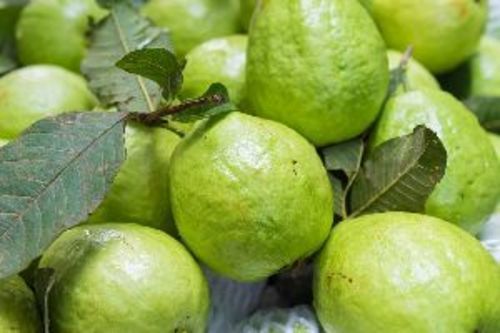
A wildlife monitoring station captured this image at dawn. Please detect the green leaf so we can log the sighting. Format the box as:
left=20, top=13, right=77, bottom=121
left=34, top=267, right=55, bottom=333
left=463, top=96, right=500, bottom=133
left=0, top=112, right=127, bottom=279
left=116, top=48, right=183, bottom=101
left=321, top=138, right=364, bottom=219
left=349, top=126, right=447, bottom=217
left=170, top=83, right=236, bottom=123
left=82, top=2, right=172, bottom=113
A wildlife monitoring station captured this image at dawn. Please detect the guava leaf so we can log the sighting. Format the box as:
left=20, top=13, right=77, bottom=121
left=170, top=83, right=237, bottom=123
left=349, top=126, right=447, bottom=217
left=0, top=112, right=127, bottom=279
left=321, top=138, right=364, bottom=219
left=82, top=2, right=173, bottom=113
left=463, top=96, right=500, bottom=133
left=34, top=267, right=56, bottom=333
left=116, top=48, right=184, bottom=101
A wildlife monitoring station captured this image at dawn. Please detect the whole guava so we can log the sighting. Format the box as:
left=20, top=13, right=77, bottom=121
left=38, top=223, right=210, bottom=333
left=239, top=0, right=256, bottom=31
left=169, top=112, right=333, bottom=281
left=87, top=124, right=180, bottom=232
left=142, top=0, right=240, bottom=56
left=16, top=0, right=107, bottom=72
left=0, top=65, right=97, bottom=139
left=181, top=35, right=247, bottom=106
left=387, top=50, right=440, bottom=92
left=365, top=0, right=488, bottom=74
left=246, top=0, right=389, bottom=146
left=371, top=89, right=500, bottom=234
left=0, top=275, right=41, bottom=333
left=314, top=212, right=500, bottom=333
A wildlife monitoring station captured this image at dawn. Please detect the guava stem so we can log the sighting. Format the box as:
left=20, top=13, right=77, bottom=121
left=127, top=94, right=225, bottom=126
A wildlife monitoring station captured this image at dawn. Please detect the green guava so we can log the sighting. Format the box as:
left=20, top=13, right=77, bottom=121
left=181, top=35, right=247, bottom=106
left=87, top=123, right=180, bottom=233
left=246, top=0, right=389, bottom=146
left=314, top=212, right=500, bottom=333
left=366, top=0, right=488, bottom=74
left=169, top=112, right=333, bottom=281
left=371, top=89, right=500, bottom=234
left=0, top=275, right=41, bottom=333
left=468, top=37, right=500, bottom=96
left=16, top=0, right=107, bottom=72
left=142, top=0, right=240, bottom=57
left=387, top=50, right=440, bottom=92
left=39, top=223, right=210, bottom=333
left=0, top=65, right=98, bottom=139
left=239, top=0, right=256, bottom=31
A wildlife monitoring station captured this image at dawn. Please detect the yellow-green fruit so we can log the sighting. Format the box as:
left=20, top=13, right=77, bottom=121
left=16, top=0, right=106, bottom=72
left=314, top=212, right=500, bottom=333
left=371, top=89, right=500, bottom=234
left=170, top=112, right=333, bottom=281
left=366, top=0, right=488, bottom=74
left=142, top=0, right=240, bottom=57
left=0, top=276, right=41, bottom=333
left=181, top=35, right=247, bottom=106
left=246, top=0, right=389, bottom=146
left=469, top=37, right=500, bottom=96
left=88, top=124, right=180, bottom=233
left=387, top=50, right=440, bottom=92
left=39, top=223, right=210, bottom=333
left=0, top=65, right=97, bottom=139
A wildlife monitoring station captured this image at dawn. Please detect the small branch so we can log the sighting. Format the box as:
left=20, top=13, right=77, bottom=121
left=127, top=94, right=225, bottom=126
left=400, top=45, right=414, bottom=69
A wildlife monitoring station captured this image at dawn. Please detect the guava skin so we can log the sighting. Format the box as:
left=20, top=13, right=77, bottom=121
left=387, top=50, right=440, bottom=92
left=181, top=35, right=248, bottom=106
left=246, top=0, right=389, bottom=146
left=169, top=112, right=333, bottom=282
left=367, top=0, right=488, bottom=74
left=142, top=0, right=240, bottom=57
left=87, top=124, right=180, bottom=233
left=0, top=275, right=41, bottom=333
left=371, top=89, right=500, bottom=234
left=0, top=65, right=98, bottom=139
left=16, top=0, right=107, bottom=72
left=39, top=223, right=210, bottom=333
left=489, top=133, right=500, bottom=158
left=314, top=212, right=500, bottom=333
left=469, top=36, right=500, bottom=96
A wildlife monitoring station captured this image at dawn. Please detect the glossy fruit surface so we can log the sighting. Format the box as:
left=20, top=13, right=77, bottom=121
left=170, top=112, right=333, bottom=281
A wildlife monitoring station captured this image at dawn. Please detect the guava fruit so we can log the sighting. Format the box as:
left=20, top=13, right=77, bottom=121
left=239, top=0, right=256, bottom=31
left=314, top=212, right=500, bottom=333
left=366, top=0, right=488, bottom=74
left=468, top=37, right=500, bottom=96
left=87, top=124, right=180, bottom=232
left=181, top=35, right=247, bottom=106
left=0, top=65, right=98, bottom=139
left=246, top=0, right=389, bottom=146
left=387, top=50, right=440, bottom=92
left=371, top=89, right=500, bottom=234
left=142, top=0, right=240, bottom=56
left=0, top=275, right=41, bottom=333
left=169, top=112, right=333, bottom=281
left=38, top=223, right=210, bottom=333
left=235, top=305, right=321, bottom=333
left=16, top=0, right=107, bottom=72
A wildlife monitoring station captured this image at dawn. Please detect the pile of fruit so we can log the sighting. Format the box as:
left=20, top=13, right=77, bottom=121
left=1, top=0, right=500, bottom=332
